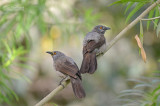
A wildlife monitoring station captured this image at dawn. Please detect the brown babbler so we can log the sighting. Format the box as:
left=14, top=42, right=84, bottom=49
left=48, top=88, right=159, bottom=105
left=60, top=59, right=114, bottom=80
left=80, top=25, right=110, bottom=74
left=46, top=51, right=86, bottom=98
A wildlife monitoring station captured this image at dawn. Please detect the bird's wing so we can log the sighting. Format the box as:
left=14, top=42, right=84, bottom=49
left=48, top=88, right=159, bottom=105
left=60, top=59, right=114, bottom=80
left=55, top=58, right=79, bottom=79
left=83, top=35, right=106, bottom=55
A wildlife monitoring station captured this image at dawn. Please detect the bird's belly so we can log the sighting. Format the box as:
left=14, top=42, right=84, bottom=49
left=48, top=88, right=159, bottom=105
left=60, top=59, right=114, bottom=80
left=96, top=43, right=106, bottom=55
left=56, top=71, right=66, bottom=78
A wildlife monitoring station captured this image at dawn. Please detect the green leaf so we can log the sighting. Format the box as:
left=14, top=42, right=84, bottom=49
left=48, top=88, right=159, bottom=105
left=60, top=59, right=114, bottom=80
left=147, top=9, right=154, bottom=30
left=140, top=21, right=144, bottom=44
left=0, top=16, right=16, bottom=37
left=0, top=81, right=19, bottom=101
left=2, top=40, right=12, bottom=55
left=156, top=22, right=160, bottom=37
left=118, top=92, right=145, bottom=98
left=2, top=95, right=11, bottom=104
left=116, top=98, right=134, bottom=102
left=109, top=1, right=122, bottom=6
left=126, top=3, right=145, bottom=23
left=120, top=89, right=144, bottom=94
left=123, top=103, right=140, bottom=106
left=109, top=0, right=151, bottom=6
left=125, top=2, right=134, bottom=14
left=154, top=7, right=159, bottom=29
left=151, top=85, right=160, bottom=96
left=153, top=92, right=160, bottom=102
left=37, top=15, right=47, bottom=35
left=141, top=101, right=152, bottom=106
left=127, top=79, right=146, bottom=83
left=134, top=83, right=152, bottom=89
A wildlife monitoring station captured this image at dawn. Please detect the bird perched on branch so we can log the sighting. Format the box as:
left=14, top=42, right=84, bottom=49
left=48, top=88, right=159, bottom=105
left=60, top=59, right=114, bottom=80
left=46, top=51, right=86, bottom=98
left=80, top=25, right=110, bottom=74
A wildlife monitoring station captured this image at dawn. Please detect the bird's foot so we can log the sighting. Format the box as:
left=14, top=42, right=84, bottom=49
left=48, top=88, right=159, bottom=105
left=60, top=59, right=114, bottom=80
left=58, top=81, right=65, bottom=88
left=96, top=52, right=104, bottom=57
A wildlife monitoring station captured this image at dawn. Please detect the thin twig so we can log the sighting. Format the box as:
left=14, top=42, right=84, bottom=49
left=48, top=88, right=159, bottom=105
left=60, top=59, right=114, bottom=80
left=35, top=0, right=160, bottom=106
left=141, top=16, right=160, bottom=21
left=35, top=80, right=70, bottom=106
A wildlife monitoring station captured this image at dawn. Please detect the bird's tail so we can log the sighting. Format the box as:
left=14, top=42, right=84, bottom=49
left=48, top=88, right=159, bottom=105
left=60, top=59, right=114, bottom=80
left=70, top=76, right=86, bottom=98
left=80, top=53, right=97, bottom=74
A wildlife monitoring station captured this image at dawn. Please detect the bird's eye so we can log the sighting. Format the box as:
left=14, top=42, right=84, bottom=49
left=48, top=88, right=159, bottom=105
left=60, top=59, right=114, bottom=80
left=54, top=52, right=56, bottom=55
left=100, top=26, right=103, bottom=29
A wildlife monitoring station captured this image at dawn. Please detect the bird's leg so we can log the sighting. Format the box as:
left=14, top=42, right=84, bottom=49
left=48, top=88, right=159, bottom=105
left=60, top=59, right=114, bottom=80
left=96, top=52, right=104, bottom=57
left=58, top=76, right=68, bottom=88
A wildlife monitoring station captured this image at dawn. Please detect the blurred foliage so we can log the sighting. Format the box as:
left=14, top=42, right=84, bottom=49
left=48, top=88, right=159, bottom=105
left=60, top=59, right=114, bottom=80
left=111, top=0, right=160, bottom=105
left=0, top=0, right=48, bottom=104
left=111, top=0, right=160, bottom=39
left=0, top=34, right=30, bottom=104
left=117, top=73, right=160, bottom=105
left=0, top=0, right=101, bottom=105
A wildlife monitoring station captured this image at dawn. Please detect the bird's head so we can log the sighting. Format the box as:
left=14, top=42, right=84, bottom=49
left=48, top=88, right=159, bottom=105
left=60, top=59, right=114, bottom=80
left=92, top=25, right=110, bottom=34
left=46, top=51, right=65, bottom=60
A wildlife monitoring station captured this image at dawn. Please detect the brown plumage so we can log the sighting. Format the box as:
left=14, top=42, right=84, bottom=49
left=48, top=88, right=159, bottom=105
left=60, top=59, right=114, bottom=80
left=47, top=51, right=85, bottom=98
left=80, top=25, right=110, bottom=74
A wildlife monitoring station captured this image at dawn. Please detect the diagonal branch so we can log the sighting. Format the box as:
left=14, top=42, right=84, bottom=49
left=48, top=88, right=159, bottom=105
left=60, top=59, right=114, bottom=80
left=35, top=0, right=160, bottom=106
left=35, top=80, right=70, bottom=106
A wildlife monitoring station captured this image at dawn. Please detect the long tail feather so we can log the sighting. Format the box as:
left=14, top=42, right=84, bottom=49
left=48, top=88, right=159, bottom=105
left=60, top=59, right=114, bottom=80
left=80, top=53, right=97, bottom=74
left=70, top=77, right=86, bottom=98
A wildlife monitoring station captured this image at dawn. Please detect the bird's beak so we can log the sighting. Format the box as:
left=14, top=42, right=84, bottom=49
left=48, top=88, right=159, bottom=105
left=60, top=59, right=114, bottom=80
left=46, top=51, right=53, bottom=55
left=104, top=27, right=111, bottom=30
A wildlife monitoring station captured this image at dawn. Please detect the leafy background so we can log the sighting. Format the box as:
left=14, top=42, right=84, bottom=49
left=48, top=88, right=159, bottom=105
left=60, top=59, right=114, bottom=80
left=0, top=0, right=160, bottom=106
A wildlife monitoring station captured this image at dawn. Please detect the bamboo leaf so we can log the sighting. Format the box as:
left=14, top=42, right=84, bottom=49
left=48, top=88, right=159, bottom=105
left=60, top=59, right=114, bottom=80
left=118, top=92, right=145, bottom=98
left=15, top=23, right=24, bottom=38
left=127, top=79, right=146, bottom=83
left=147, top=9, right=154, bottom=30
left=154, top=7, right=159, bottom=29
left=156, top=22, right=160, bottom=37
left=123, top=102, right=140, bottom=106
left=140, top=21, right=143, bottom=44
left=125, top=2, right=134, bottom=14
left=120, top=89, right=145, bottom=94
left=151, top=85, right=160, bottom=96
left=116, top=98, right=134, bottom=102
left=134, top=83, right=152, bottom=89
left=109, top=1, right=122, bottom=6
left=2, top=41, right=12, bottom=55
left=153, top=92, right=160, bottom=102
left=109, top=0, right=151, bottom=6
left=126, top=3, right=145, bottom=23
left=0, top=81, right=19, bottom=101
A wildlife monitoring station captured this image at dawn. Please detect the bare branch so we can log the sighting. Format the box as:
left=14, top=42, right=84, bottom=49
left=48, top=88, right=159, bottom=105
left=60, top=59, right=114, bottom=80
left=141, top=16, right=160, bottom=21
left=35, top=80, right=70, bottom=106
